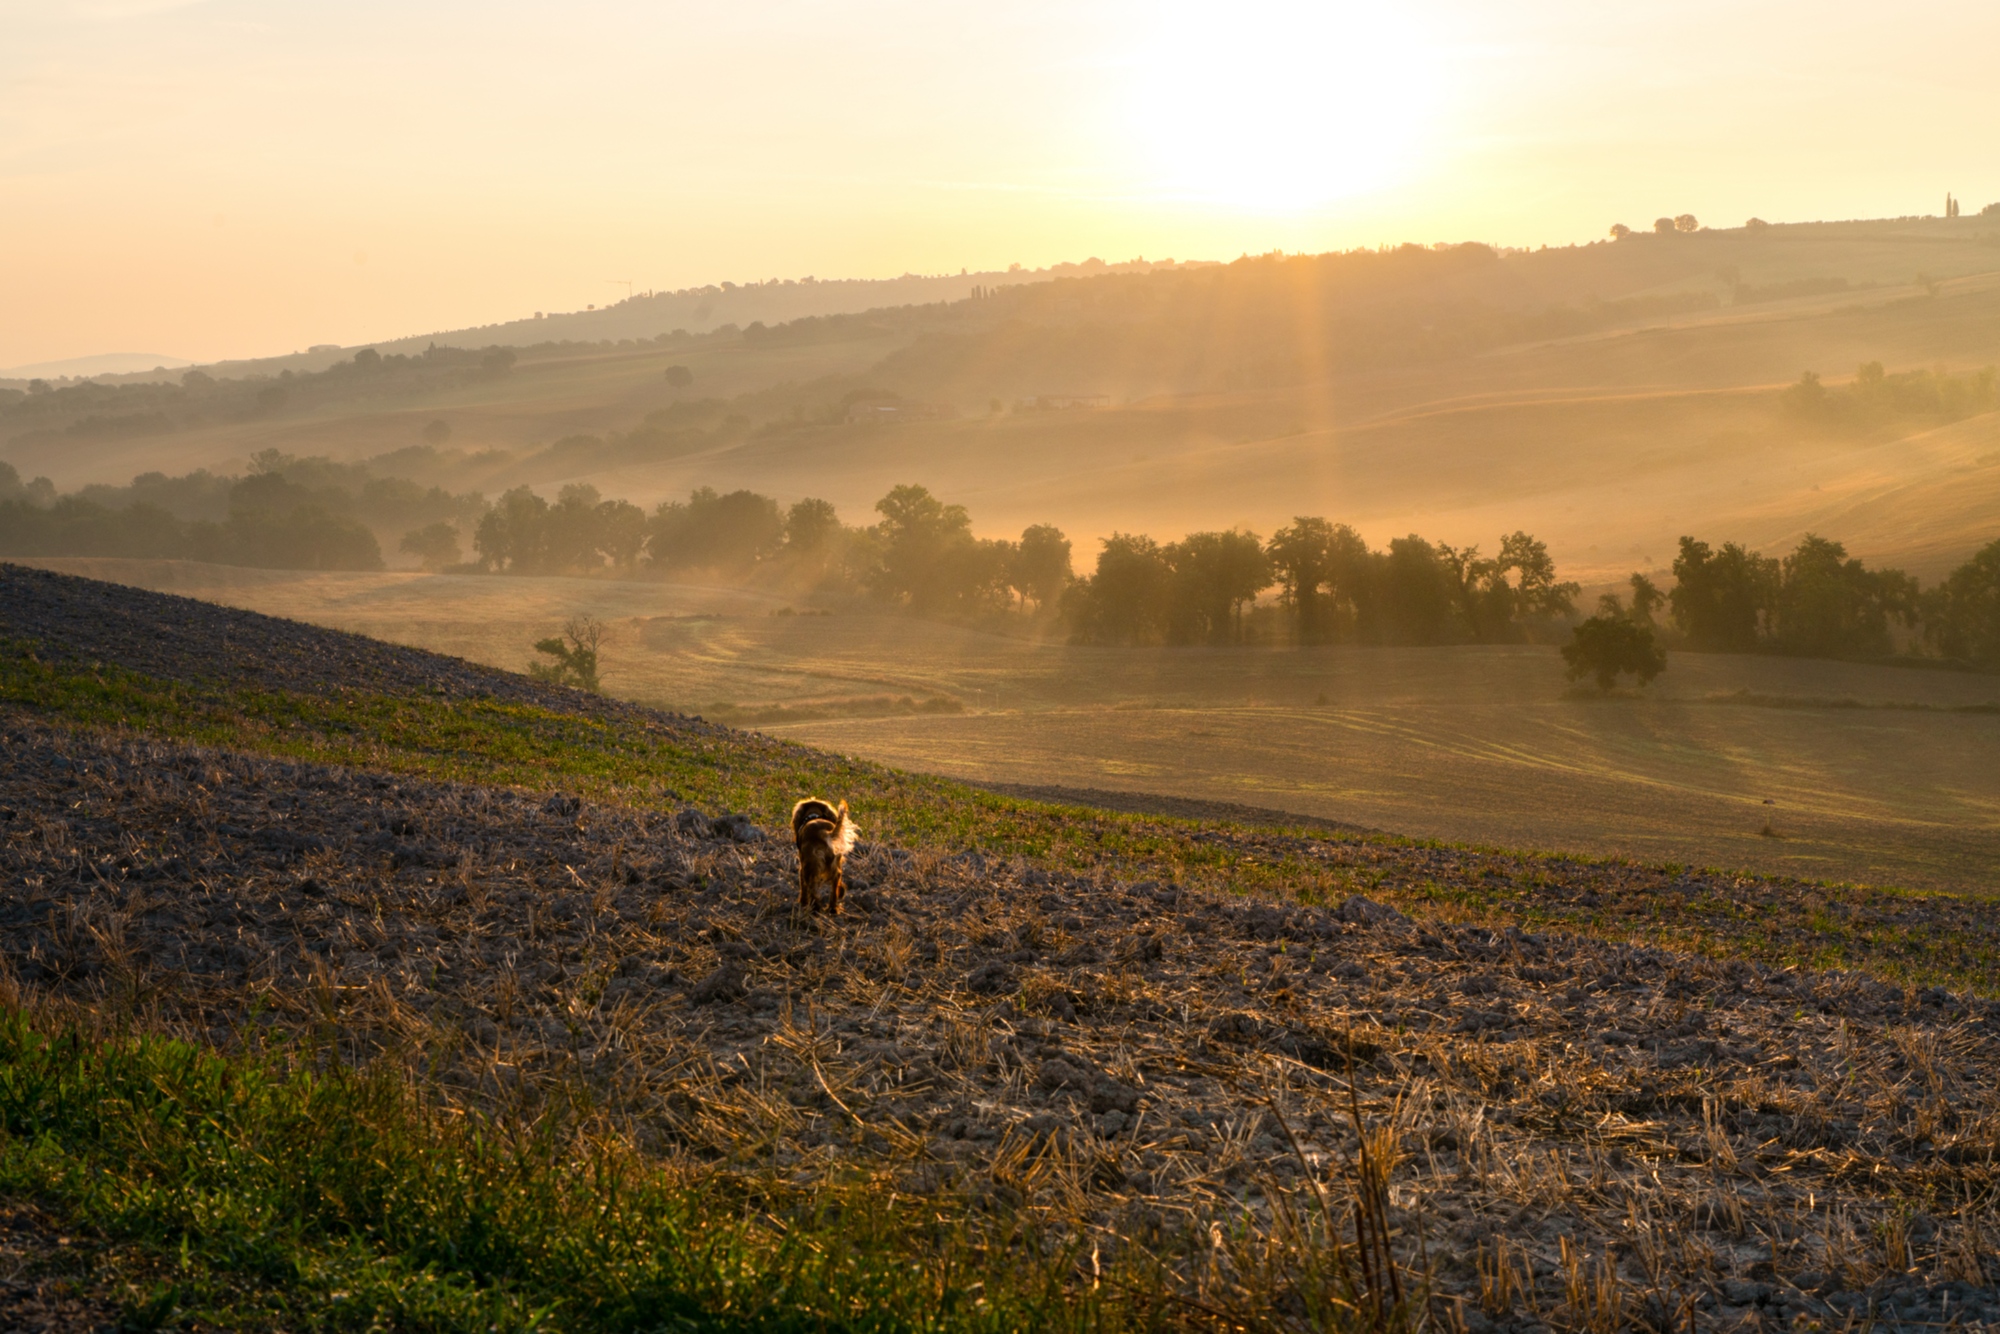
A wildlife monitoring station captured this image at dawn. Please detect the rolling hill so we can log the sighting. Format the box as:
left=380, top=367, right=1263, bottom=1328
left=7, top=215, right=2000, bottom=581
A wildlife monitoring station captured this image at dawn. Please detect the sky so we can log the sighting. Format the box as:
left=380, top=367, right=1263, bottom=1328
left=4, top=0, right=1997, bottom=369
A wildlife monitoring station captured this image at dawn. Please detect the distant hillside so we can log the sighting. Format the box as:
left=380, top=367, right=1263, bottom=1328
left=7, top=214, right=2000, bottom=583
left=6, top=256, right=1200, bottom=389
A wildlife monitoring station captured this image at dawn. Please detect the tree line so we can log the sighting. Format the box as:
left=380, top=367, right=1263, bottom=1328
left=0, top=460, right=385, bottom=570
left=458, top=481, right=1075, bottom=616
left=0, top=450, right=478, bottom=571
left=1649, top=533, right=1997, bottom=667
left=7, top=454, right=1997, bottom=672
left=1060, top=522, right=1578, bottom=646
left=1782, top=362, right=1998, bottom=427
left=0, top=346, right=529, bottom=450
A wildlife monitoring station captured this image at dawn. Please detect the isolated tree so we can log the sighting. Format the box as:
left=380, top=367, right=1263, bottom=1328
left=1654, top=218, right=1677, bottom=235
left=530, top=616, right=605, bottom=693
left=1563, top=616, right=1667, bottom=692
left=1609, top=223, right=1631, bottom=240
left=400, top=521, right=461, bottom=572
left=422, top=419, right=452, bottom=446
left=1010, top=523, right=1073, bottom=610
left=663, top=365, right=694, bottom=388
left=1674, top=213, right=1699, bottom=233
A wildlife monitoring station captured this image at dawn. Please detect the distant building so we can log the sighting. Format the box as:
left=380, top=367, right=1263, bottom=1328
left=844, top=401, right=956, bottom=425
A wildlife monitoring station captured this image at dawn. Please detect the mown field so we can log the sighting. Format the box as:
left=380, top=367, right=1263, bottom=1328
left=23, top=557, right=2000, bottom=895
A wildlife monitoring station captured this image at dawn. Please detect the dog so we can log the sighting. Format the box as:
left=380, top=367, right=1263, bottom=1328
left=790, top=797, right=858, bottom=914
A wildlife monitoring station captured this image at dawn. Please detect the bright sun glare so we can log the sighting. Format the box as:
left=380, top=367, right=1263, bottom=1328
left=1126, top=0, right=1441, bottom=213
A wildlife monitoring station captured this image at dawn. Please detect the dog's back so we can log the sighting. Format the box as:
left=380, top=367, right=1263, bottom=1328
left=790, top=797, right=858, bottom=913
left=791, top=797, right=857, bottom=855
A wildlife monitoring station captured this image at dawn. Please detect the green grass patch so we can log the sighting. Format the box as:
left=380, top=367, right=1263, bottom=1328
left=0, top=1008, right=1133, bottom=1332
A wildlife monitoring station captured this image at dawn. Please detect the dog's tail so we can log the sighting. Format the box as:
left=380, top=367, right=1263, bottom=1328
left=827, top=803, right=859, bottom=856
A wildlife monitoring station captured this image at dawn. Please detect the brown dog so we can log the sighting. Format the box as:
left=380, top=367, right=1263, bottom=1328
left=791, top=797, right=858, bottom=914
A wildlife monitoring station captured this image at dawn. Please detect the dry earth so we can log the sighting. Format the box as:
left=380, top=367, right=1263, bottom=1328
left=3, top=733, right=2000, bottom=1330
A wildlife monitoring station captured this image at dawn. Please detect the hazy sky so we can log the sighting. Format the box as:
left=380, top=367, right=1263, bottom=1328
left=5, top=0, right=1996, bottom=368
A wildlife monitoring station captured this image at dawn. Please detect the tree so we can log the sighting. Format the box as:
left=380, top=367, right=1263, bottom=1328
left=1268, top=517, right=1380, bottom=643
left=1379, top=536, right=1458, bottom=644
left=1669, top=536, right=1778, bottom=651
left=1923, top=538, right=2000, bottom=669
left=1063, top=533, right=1172, bottom=644
left=475, top=486, right=551, bottom=572
left=1628, top=573, right=1664, bottom=626
left=663, top=365, right=693, bottom=388
left=1674, top=214, right=1699, bottom=233
left=1562, top=616, right=1667, bottom=691
left=1010, top=523, right=1073, bottom=610
left=1781, top=371, right=1830, bottom=417
left=1654, top=218, right=1676, bottom=235
left=1164, top=530, right=1269, bottom=644
left=530, top=616, right=605, bottom=693
left=545, top=483, right=607, bottom=572
left=1609, top=223, right=1631, bottom=240
left=1498, top=531, right=1579, bottom=621
left=422, top=419, right=452, bottom=445
left=786, top=497, right=841, bottom=552
left=871, top=484, right=975, bottom=612
left=1438, top=543, right=1512, bottom=641
left=481, top=347, right=517, bottom=377
left=648, top=487, right=784, bottom=572
left=400, top=521, right=461, bottom=572
left=1773, top=534, right=1915, bottom=659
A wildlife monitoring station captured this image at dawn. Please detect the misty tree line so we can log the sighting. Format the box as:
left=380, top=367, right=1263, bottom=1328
left=6, top=453, right=1998, bottom=671
left=0, top=347, right=523, bottom=449
left=0, top=457, right=398, bottom=571
left=454, top=479, right=1579, bottom=648
left=1782, top=362, right=1998, bottom=427
left=453, top=481, right=1075, bottom=616
left=1062, top=522, right=1578, bottom=647
left=1615, top=533, right=2000, bottom=669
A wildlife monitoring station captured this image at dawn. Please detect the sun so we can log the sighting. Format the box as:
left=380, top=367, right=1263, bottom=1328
left=1124, top=0, right=1442, bottom=213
